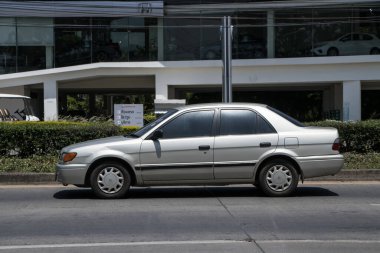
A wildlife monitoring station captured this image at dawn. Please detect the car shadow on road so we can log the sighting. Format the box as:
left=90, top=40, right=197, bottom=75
left=53, top=186, right=338, bottom=199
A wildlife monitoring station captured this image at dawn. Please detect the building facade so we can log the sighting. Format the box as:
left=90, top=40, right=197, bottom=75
left=0, top=0, right=379, bottom=121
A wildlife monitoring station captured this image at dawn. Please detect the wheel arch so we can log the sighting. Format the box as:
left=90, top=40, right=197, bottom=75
left=254, top=154, right=304, bottom=184
left=85, top=157, right=137, bottom=187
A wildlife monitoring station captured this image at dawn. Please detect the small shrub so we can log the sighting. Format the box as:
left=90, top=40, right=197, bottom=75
left=0, top=122, right=137, bottom=157
left=305, top=120, right=380, bottom=153
left=0, top=155, right=56, bottom=173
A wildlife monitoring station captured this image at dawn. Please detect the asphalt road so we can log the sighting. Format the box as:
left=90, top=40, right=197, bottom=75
left=0, top=182, right=379, bottom=253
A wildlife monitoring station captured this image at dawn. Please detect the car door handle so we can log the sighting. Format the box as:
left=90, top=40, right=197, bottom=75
left=260, top=142, right=271, bottom=148
left=199, top=145, right=210, bottom=151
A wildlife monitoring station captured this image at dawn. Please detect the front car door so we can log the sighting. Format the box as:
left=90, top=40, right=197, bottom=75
left=139, top=109, right=216, bottom=181
left=213, top=109, right=278, bottom=179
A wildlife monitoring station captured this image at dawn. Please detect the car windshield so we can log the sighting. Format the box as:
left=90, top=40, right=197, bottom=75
left=267, top=106, right=305, bottom=127
left=127, top=109, right=178, bottom=138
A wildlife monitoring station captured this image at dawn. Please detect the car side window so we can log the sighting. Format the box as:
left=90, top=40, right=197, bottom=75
left=220, top=109, right=257, bottom=135
left=257, top=115, right=276, bottom=134
left=160, top=110, right=214, bottom=139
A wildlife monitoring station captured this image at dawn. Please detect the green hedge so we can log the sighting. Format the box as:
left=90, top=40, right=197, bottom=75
left=305, top=120, right=380, bottom=153
left=0, top=122, right=138, bottom=157
left=1, top=120, right=379, bottom=158
left=0, top=155, right=57, bottom=173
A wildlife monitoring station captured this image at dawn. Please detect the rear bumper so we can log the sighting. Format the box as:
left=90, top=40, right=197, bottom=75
left=56, top=163, right=88, bottom=185
left=296, top=154, right=344, bottom=179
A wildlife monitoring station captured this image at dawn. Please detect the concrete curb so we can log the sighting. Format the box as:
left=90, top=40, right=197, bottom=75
left=306, top=169, right=380, bottom=181
left=0, top=170, right=380, bottom=184
left=0, top=173, right=57, bottom=185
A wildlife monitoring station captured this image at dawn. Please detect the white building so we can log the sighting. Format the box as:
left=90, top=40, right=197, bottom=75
left=0, top=0, right=379, bottom=121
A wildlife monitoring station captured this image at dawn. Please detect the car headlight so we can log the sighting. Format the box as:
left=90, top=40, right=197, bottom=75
left=62, top=152, right=77, bottom=162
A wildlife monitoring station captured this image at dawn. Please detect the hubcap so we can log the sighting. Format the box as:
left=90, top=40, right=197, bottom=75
left=97, top=167, right=124, bottom=194
left=266, top=165, right=293, bottom=192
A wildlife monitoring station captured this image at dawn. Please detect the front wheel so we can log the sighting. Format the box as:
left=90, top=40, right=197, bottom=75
left=90, top=162, right=131, bottom=199
left=258, top=159, right=299, bottom=197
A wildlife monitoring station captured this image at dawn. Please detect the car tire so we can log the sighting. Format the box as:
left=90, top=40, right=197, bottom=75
left=327, top=48, right=339, bottom=56
left=90, top=162, right=131, bottom=199
left=370, top=48, right=380, bottom=55
left=258, top=159, right=299, bottom=197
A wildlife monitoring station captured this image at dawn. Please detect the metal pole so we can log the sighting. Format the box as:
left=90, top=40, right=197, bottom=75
left=221, top=16, right=233, bottom=103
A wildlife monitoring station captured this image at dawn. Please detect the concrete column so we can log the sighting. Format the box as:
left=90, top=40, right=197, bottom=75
left=155, top=74, right=168, bottom=100
left=267, top=10, right=275, bottom=58
left=43, top=79, right=58, bottom=121
left=342, top=80, right=361, bottom=121
left=157, top=18, right=164, bottom=61
left=45, top=46, right=54, bottom=69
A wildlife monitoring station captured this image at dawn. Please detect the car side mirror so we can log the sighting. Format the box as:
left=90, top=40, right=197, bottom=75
left=151, top=129, right=163, bottom=140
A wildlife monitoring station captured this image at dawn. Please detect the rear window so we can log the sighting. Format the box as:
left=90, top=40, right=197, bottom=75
left=267, top=106, right=305, bottom=127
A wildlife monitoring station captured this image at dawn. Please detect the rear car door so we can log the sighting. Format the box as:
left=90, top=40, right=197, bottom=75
left=213, top=109, right=278, bottom=179
left=139, top=109, right=216, bottom=181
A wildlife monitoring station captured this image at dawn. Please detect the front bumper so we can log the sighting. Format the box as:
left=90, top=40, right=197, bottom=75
left=56, top=163, right=89, bottom=185
left=296, top=154, right=344, bottom=179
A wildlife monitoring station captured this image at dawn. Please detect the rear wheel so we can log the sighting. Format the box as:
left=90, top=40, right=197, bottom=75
left=259, top=159, right=299, bottom=197
left=90, top=162, right=131, bottom=199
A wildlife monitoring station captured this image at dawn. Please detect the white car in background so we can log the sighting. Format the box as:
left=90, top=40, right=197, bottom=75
left=312, top=33, right=380, bottom=56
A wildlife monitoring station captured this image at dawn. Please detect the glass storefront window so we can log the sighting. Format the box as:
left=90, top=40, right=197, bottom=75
left=17, top=46, right=46, bottom=72
left=0, top=3, right=380, bottom=75
left=275, top=9, right=313, bottom=58
left=199, top=13, right=267, bottom=60
left=233, top=12, right=267, bottom=59
left=164, top=17, right=201, bottom=61
left=0, top=18, right=16, bottom=73
left=55, top=18, right=92, bottom=67
left=200, top=17, right=222, bottom=60
left=17, top=18, right=54, bottom=71
left=92, top=18, right=125, bottom=62
left=311, top=8, right=352, bottom=57
left=0, top=46, right=16, bottom=74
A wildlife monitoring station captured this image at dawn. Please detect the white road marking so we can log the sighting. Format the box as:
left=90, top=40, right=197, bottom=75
left=0, top=240, right=247, bottom=250
left=257, top=240, right=380, bottom=244
left=1, top=239, right=380, bottom=250
left=370, top=204, right=380, bottom=206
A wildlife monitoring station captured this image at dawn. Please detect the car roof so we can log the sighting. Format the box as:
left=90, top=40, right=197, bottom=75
left=175, top=102, right=267, bottom=111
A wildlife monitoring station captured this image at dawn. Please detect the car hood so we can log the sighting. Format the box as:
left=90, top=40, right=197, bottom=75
left=62, top=136, right=134, bottom=152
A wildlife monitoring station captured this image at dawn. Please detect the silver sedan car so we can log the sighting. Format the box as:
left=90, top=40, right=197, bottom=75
left=56, top=103, right=343, bottom=198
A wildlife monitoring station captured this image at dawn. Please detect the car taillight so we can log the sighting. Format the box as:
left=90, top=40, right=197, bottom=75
left=332, top=138, right=340, bottom=151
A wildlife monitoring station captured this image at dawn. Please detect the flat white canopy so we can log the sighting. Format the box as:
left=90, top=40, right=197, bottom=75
left=0, top=93, right=30, bottom=99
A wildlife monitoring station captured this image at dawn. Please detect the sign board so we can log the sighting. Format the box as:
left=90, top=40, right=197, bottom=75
left=114, top=104, right=144, bottom=127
